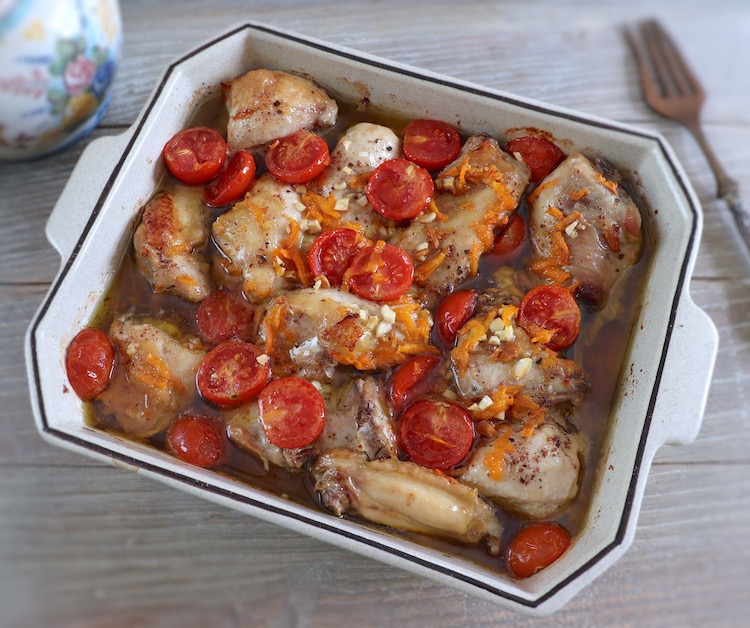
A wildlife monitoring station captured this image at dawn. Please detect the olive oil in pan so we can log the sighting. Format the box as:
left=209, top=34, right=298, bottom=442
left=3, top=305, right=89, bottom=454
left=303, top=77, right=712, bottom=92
left=84, top=93, right=652, bottom=574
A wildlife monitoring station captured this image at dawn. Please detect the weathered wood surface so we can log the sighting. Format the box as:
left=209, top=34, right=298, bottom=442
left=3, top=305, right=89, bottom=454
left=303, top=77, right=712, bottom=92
left=2, top=1, right=749, bottom=626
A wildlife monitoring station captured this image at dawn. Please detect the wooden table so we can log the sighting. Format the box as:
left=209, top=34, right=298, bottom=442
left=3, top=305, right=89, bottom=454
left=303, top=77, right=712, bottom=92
left=3, top=1, right=749, bottom=625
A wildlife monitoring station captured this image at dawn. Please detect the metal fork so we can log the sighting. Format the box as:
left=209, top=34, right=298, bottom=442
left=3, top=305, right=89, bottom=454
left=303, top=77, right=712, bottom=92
left=626, top=19, right=750, bottom=253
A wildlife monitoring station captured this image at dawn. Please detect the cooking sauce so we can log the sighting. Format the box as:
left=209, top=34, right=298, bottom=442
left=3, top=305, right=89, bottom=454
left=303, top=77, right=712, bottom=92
left=85, top=91, right=652, bottom=574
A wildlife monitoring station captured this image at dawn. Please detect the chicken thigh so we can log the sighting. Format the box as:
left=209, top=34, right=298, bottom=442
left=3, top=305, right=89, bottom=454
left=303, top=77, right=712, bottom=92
left=212, top=173, right=306, bottom=303
left=528, top=152, right=643, bottom=307
left=98, top=316, right=206, bottom=438
left=460, top=408, right=587, bottom=519
left=133, top=184, right=211, bottom=303
left=223, top=69, right=338, bottom=153
left=391, top=134, right=530, bottom=303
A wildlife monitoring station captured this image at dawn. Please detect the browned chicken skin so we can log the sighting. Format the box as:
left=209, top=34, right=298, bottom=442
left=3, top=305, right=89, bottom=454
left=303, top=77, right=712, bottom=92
left=133, top=184, right=211, bottom=302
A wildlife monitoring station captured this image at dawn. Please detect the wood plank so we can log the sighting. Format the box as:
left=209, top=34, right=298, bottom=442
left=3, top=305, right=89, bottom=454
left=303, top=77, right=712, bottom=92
left=0, top=461, right=746, bottom=626
left=98, top=1, right=750, bottom=128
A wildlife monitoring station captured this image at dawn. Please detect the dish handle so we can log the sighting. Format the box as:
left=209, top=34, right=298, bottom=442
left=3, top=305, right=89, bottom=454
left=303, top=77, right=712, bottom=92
left=651, top=290, right=718, bottom=446
left=45, top=130, right=133, bottom=261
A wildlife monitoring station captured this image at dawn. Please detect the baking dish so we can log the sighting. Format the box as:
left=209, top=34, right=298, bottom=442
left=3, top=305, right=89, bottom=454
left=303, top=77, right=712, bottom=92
left=24, top=22, right=718, bottom=616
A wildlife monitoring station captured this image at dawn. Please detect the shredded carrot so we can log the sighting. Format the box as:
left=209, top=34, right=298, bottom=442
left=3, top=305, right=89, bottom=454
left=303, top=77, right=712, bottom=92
left=301, top=191, right=341, bottom=230
left=483, top=425, right=516, bottom=481
left=500, top=305, right=518, bottom=327
left=545, top=205, right=564, bottom=220
left=595, top=172, right=618, bottom=194
left=555, top=210, right=583, bottom=232
left=414, top=252, right=446, bottom=284
left=527, top=178, right=558, bottom=204
left=272, top=218, right=311, bottom=286
left=427, top=198, right=449, bottom=222
left=468, top=241, right=483, bottom=277
left=569, top=188, right=590, bottom=201
left=451, top=309, right=498, bottom=371
left=469, top=386, right=520, bottom=421
left=531, top=328, right=556, bottom=344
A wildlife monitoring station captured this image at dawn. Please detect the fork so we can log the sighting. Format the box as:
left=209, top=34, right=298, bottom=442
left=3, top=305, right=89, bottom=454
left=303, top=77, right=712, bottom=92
left=626, top=19, right=750, bottom=253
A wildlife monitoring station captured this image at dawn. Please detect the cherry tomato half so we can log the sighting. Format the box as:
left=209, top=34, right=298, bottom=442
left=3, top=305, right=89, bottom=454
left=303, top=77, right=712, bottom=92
left=345, top=241, right=414, bottom=302
left=205, top=150, right=256, bottom=206
left=196, top=340, right=270, bottom=407
left=163, top=126, right=227, bottom=185
left=65, top=328, right=115, bottom=401
left=258, top=377, right=326, bottom=449
left=389, top=355, right=441, bottom=412
left=196, top=289, right=257, bottom=344
left=517, top=286, right=581, bottom=351
left=505, top=522, right=571, bottom=579
left=435, top=290, right=478, bottom=347
left=492, top=214, right=526, bottom=260
left=403, top=119, right=462, bottom=171
left=308, top=228, right=368, bottom=286
left=366, top=158, right=434, bottom=221
left=505, top=136, right=564, bottom=182
left=399, top=400, right=474, bottom=470
left=265, top=130, right=331, bottom=184
left=166, top=414, right=228, bottom=468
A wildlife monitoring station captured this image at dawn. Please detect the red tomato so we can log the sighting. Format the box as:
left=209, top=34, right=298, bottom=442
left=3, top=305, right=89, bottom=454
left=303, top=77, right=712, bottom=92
left=435, top=290, right=478, bottom=347
left=163, top=126, right=226, bottom=184
left=196, top=289, right=257, bottom=344
left=65, top=329, right=115, bottom=401
left=366, top=158, right=434, bottom=221
left=398, top=400, right=474, bottom=470
left=389, top=355, right=441, bottom=412
left=505, top=136, right=564, bottom=182
left=258, top=377, right=326, bottom=449
left=307, top=228, right=367, bottom=286
left=492, top=214, right=526, bottom=260
left=505, top=522, right=571, bottom=579
left=402, top=119, right=462, bottom=171
left=265, top=130, right=330, bottom=184
left=344, top=241, right=414, bottom=302
left=517, top=286, right=581, bottom=351
left=166, top=414, right=228, bottom=468
left=196, top=340, right=270, bottom=407
left=205, top=150, right=256, bottom=206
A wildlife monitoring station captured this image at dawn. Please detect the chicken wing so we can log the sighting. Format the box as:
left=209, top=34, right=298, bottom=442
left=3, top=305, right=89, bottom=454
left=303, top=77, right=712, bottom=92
left=313, top=449, right=503, bottom=554
left=98, top=315, right=206, bottom=438
left=391, top=134, right=530, bottom=303
left=528, top=152, right=643, bottom=307
left=133, top=184, right=211, bottom=302
left=223, top=69, right=338, bottom=153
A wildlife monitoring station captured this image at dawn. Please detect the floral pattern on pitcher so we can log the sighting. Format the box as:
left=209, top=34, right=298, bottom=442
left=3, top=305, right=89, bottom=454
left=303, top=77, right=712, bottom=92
left=0, top=0, right=122, bottom=159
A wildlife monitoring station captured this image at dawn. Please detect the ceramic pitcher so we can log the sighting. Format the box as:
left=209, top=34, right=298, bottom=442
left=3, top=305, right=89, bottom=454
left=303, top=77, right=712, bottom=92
left=0, top=0, right=122, bottom=160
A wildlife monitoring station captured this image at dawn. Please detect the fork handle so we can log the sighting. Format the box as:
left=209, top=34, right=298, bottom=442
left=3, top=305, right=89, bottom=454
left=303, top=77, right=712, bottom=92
left=686, top=122, right=750, bottom=253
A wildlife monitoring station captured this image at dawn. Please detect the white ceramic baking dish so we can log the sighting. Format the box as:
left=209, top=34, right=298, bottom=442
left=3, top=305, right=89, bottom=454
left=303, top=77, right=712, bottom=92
left=25, top=22, right=718, bottom=616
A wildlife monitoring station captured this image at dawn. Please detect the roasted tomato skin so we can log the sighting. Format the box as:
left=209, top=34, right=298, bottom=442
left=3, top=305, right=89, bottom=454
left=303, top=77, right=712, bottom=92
left=196, top=340, right=270, bottom=407
left=505, top=522, right=571, bottom=579
left=366, top=158, right=435, bottom=221
left=65, top=329, right=115, bottom=401
left=344, top=241, right=414, bottom=302
left=435, top=290, right=478, bottom=347
left=205, top=150, right=256, bottom=206
left=265, top=130, right=330, bottom=184
left=163, top=126, right=227, bottom=184
left=517, top=285, right=581, bottom=351
left=402, top=119, right=462, bottom=171
left=389, top=355, right=441, bottom=412
left=167, top=414, right=228, bottom=468
left=307, top=228, right=368, bottom=286
left=196, top=289, right=257, bottom=345
left=258, top=377, right=326, bottom=449
left=505, top=136, right=564, bottom=182
left=398, top=399, right=474, bottom=471
left=492, top=214, right=526, bottom=260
